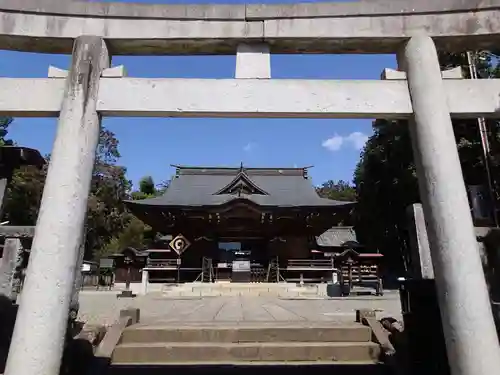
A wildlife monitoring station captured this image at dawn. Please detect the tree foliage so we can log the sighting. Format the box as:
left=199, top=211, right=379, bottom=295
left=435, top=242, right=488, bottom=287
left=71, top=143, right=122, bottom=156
left=316, top=180, right=356, bottom=202
left=97, top=175, right=166, bottom=259
left=0, top=116, right=175, bottom=260
left=85, top=151, right=131, bottom=258
left=2, top=118, right=46, bottom=225
left=354, top=51, right=500, bottom=277
left=131, top=176, right=156, bottom=200
left=353, top=120, right=418, bottom=273
left=1, top=123, right=153, bottom=260
left=3, top=165, right=46, bottom=226
left=0, top=117, right=14, bottom=146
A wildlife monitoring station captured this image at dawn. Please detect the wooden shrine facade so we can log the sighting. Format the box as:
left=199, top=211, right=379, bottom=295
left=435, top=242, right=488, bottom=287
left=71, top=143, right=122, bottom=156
left=125, top=165, right=356, bottom=283
left=127, top=165, right=354, bottom=238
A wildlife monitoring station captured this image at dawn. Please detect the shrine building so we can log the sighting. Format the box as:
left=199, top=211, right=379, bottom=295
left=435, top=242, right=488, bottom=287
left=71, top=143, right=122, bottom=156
left=122, top=165, right=363, bottom=291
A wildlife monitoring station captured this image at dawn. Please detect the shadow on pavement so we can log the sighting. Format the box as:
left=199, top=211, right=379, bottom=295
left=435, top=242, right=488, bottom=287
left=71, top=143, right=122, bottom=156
left=108, top=363, right=390, bottom=375
left=0, top=295, right=17, bottom=374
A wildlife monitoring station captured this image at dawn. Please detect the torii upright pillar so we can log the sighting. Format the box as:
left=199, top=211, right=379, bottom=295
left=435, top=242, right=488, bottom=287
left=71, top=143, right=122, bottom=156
left=4, top=36, right=110, bottom=375
left=400, top=34, right=500, bottom=375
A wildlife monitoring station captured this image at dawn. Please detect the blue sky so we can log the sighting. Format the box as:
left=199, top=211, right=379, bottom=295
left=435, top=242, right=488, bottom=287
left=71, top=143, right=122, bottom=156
left=0, top=0, right=397, bottom=189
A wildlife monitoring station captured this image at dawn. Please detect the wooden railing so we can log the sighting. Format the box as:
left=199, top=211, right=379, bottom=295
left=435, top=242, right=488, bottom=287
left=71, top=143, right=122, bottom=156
left=339, top=263, right=383, bottom=295
left=145, top=259, right=178, bottom=269
left=286, top=259, right=335, bottom=270
left=340, top=264, right=379, bottom=282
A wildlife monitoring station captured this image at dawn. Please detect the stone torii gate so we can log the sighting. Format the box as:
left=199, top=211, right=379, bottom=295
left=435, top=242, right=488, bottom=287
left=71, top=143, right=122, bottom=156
left=1, top=1, right=500, bottom=375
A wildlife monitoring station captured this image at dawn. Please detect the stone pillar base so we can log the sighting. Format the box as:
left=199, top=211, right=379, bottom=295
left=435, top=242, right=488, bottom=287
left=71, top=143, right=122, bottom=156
left=117, top=290, right=136, bottom=298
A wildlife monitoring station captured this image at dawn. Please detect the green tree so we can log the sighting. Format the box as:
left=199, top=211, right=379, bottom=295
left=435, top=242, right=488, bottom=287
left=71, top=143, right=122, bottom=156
left=85, top=129, right=132, bottom=259
left=131, top=176, right=156, bottom=200
left=139, top=176, right=155, bottom=195
left=2, top=118, right=45, bottom=225
left=95, top=216, right=149, bottom=259
left=354, top=51, right=500, bottom=277
left=3, top=164, right=47, bottom=225
left=353, top=119, right=419, bottom=274
left=98, top=175, right=167, bottom=258
left=439, top=51, right=500, bottom=189
left=2, top=124, right=133, bottom=260
left=131, top=176, right=170, bottom=200
left=316, top=180, right=356, bottom=202
left=0, top=117, right=14, bottom=146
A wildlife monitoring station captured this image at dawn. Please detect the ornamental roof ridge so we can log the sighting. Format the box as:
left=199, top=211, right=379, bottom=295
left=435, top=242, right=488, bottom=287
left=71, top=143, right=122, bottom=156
left=213, top=169, right=269, bottom=196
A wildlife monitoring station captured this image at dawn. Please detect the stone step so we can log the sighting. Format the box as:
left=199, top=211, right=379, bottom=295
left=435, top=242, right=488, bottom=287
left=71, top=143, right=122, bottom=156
left=160, top=295, right=317, bottom=299
left=112, top=341, right=380, bottom=364
left=189, top=283, right=296, bottom=288
left=160, top=283, right=324, bottom=297
left=108, top=362, right=389, bottom=375
left=161, top=292, right=321, bottom=298
left=121, top=324, right=372, bottom=344
left=190, top=288, right=318, bottom=294
left=162, top=287, right=321, bottom=296
left=192, top=288, right=291, bottom=293
left=169, top=283, right=309, bottom=290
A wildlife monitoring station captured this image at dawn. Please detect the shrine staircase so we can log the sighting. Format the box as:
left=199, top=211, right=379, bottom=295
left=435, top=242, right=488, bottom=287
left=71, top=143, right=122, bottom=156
left=107, top=322, right=388, bottom=375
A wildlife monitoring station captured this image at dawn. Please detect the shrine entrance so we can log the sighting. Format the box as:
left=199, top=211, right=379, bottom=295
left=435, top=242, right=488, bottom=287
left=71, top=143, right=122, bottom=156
left=216, top=240, right=265, bottom=282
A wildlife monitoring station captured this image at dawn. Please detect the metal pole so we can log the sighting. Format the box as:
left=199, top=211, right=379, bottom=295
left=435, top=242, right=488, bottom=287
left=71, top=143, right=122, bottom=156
left=466, top=51, right=499, bottom=227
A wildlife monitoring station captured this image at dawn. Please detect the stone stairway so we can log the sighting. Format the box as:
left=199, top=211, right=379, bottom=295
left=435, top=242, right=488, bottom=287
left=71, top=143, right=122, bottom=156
left=161, top=282, right=326, bottom=298
left=108, top=322, right=387, bottom=374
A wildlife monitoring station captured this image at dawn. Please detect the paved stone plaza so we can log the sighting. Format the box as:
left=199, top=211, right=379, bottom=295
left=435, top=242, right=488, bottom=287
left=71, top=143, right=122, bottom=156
left=77, top=291, right=403, bottom=327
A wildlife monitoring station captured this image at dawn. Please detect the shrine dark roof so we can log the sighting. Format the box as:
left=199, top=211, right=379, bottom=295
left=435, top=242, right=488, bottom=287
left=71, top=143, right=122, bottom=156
left=316, top=227, right=358, bottom=247
left=126, top=165, right=355, bottom=209
left=0, top=146, right=45, bottom=170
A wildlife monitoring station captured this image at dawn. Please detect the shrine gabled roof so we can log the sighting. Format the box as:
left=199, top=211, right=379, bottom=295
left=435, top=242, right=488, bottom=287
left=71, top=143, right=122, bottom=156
left=126, top=165, right=355, bottom=209
left=214, top=168, right=269, bottom=196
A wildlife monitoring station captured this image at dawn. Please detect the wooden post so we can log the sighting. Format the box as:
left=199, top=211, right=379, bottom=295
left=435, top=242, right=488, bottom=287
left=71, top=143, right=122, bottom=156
left=177, top=256, right=181, bottom=284
left=347, top=258, right=353, bottom=292
left=125, top=261, right=131, bottom=291
left=117, top=254, right=136, bottom=298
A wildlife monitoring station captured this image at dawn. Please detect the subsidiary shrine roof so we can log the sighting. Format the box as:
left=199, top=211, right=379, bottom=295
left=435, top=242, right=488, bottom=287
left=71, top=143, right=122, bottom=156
left=127, top=165, right=355, bottom=209
left=316, top=227, right=358, bottom=247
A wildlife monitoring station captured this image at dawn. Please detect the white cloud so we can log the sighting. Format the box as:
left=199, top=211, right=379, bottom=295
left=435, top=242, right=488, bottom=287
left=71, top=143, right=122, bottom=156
left=321, top=134, right=344, bottom=151
left=322, top=132, right=368, bottom=152
left=346, top=132, right=369, bottom=150
left=243, top=142, right=256, bottom=152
